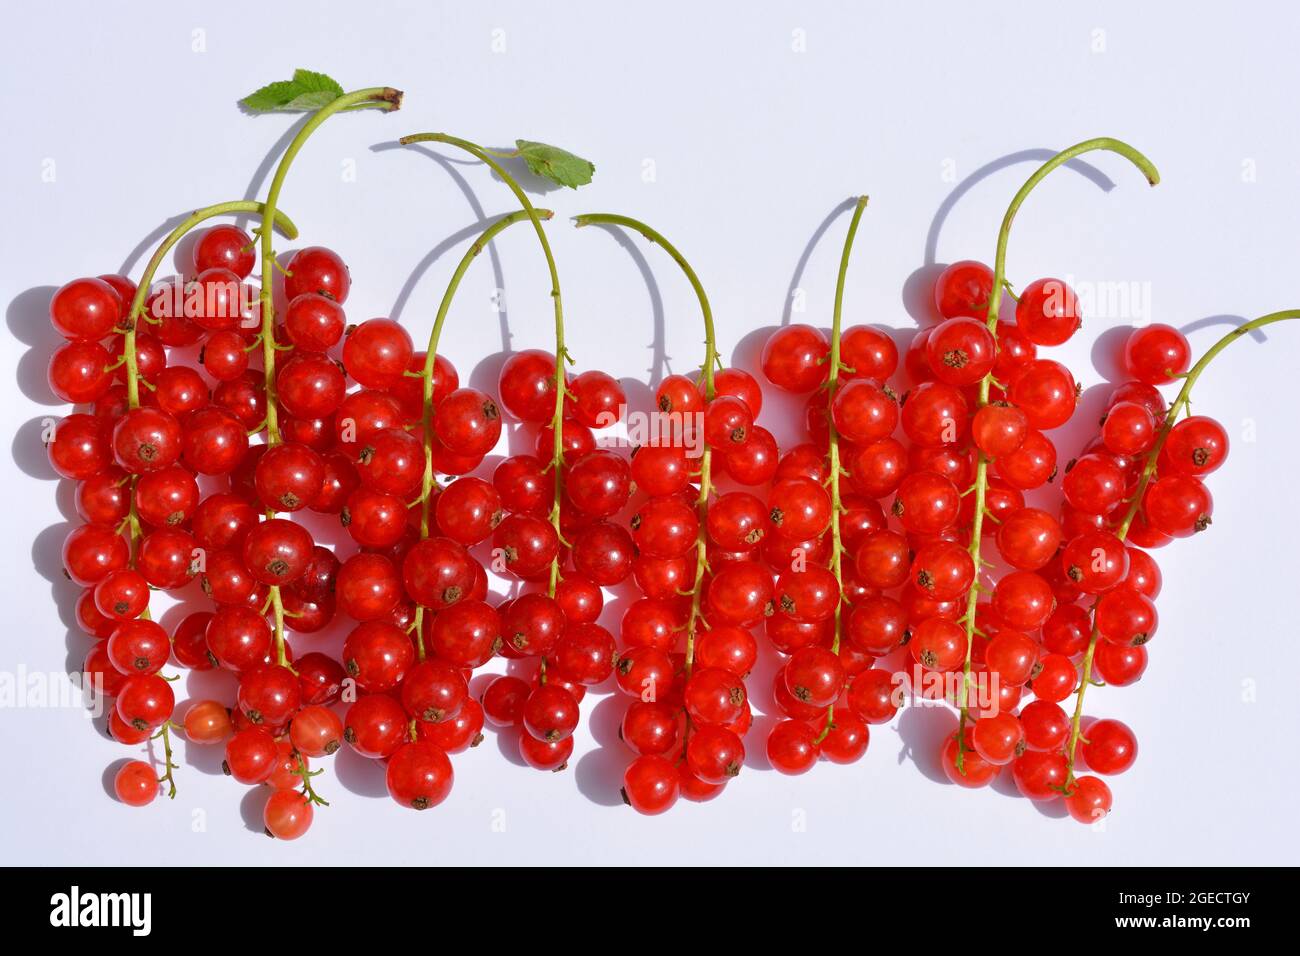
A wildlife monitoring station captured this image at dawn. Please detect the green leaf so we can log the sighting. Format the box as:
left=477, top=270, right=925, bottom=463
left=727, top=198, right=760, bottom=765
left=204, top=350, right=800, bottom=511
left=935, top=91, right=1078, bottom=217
left=515, top=140, right=595, bottom=189
left=240, top=69, right=345, bottom=113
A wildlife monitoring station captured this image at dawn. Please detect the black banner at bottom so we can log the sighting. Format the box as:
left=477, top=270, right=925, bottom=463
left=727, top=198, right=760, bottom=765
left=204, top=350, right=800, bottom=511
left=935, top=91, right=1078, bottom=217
left=0, top=866, right=1285, bottom=939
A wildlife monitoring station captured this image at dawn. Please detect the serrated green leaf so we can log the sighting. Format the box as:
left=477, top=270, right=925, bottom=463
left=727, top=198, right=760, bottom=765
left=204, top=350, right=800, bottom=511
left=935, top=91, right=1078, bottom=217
left=515, top=140, right=595, bottom=189
left=240, top=69, right=345, bottom=113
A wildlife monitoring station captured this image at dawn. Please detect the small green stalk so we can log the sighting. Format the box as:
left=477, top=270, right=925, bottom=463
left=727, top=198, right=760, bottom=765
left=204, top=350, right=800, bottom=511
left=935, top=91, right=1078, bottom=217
left=402, top=134, right=571, bottom=607
left=1062, top=309, right=1300, bottom=784
left=573, top=213, right=717, bottom=681
left=954, top=138, right=1159, bottom=773
left=407, top=209, right=554, bottom=659
left=812, top=196, right=869, bottom=744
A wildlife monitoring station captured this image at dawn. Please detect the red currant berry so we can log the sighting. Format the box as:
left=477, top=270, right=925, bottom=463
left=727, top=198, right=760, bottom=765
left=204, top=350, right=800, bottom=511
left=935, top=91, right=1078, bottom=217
left=760, top=324, right=830, bottom=393
left=1123, top=324, right=1190, bottom=385
left=1016, top=278, right=1081, bottom=345
left=1081, top=718, right=1138, bottom=774
left=113, top=760, right=159, bottom=806
left=933, top=260, right=993, bottom=319
left=766, top=719, right=820, bottom=774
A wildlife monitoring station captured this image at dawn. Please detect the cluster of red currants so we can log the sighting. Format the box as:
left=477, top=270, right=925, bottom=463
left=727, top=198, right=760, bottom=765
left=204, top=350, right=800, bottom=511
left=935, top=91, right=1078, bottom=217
left=43, top=116, right=1274, bottom=837
left=613, top=368, right=773, bottom=812
left=48, top=227, right=516, bottom=836
left=808, top=258, right=1212, bottom=823
left=473, top=351, right=632, bottom=771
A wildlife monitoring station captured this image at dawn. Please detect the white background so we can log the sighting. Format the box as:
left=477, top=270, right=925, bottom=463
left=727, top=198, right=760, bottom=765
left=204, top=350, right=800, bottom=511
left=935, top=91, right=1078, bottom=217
left=2, top=0, right=1298, bottom=866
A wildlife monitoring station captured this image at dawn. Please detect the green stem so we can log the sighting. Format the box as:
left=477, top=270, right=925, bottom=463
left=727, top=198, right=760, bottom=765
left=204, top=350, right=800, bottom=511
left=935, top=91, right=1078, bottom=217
left=256, top=87, right=400, bottom=670
left=155, top=723, right=179, bottom=800
left=295, top=751, right=330, bottom=807
left=1062, top=309, right=1300, bottom=784
left=954, top=138, right=1159, bottom=773
left=811, top=196, right=868, bottom=744
left=403, top=133, right=569, bottom=603
left=573, top=213, right=717, bottom=681
left=259, top=87, right=400, bottom=448
left=408, top=208, right=554, bottom=659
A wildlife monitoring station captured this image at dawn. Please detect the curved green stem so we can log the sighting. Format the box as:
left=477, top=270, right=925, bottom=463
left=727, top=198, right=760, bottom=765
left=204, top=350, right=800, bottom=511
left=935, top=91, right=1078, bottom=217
left=1062, top=309, right=1300, bottom=784
left=954, top=138, right=1159, bottom=773
left=810, top=196, right=869, bottom=744
left=408, top=209, right=554, bottom=659
left=259, top=87, right=400, bottom=448
left=256, top=87, right=400, bottom=670
left=573, top=212, right=717, bottom=681
left=403, top=133, right=569, bottom=604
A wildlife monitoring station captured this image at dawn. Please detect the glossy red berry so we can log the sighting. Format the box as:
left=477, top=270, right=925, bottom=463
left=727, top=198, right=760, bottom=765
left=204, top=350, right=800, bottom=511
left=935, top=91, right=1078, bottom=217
left=399, top=659, right=467, bottom=722
left=113, top=407, right=181, bottom=473
left=254, top=442, right=324, bottom=512
left=51, top=276, right=122, bottom=340
left=766, top=719, right=820, bottom=774
left=224, top=726, right=278, bottom=783
left=63, top=523, right=129, bottom=586
left=831, top=379, right=898, bottom=444
left=995, top=429, right=1057, bottom=490
left=181, top=408, right=248, bottom=475
left=623, top=754, right=679, bottom=814
left=114, top=761, right=159, bottom=807
left=115, top=673, right=175, bottom=730
left=402, top=536, right=477, bottom=608
left=720, top=425, right=779, bottom=486
left=840, top=325, right=899, bottom=380
left=343, top=694, right=408, bottom=758
left=571, top=521, right=635, bottom=586
left=93, top=569, right=149, bottom=621
left=971, top=403, right=1028, bottom=458
left=491, top=514, right=559, bottom=578
left=991, top=571, right=1055, bottom=630
left=565, top=449, right=632, bottom=517
left=522, top=684, right=581, bottom=742
left=567, top=369, right=626, bottom=427
left=1102, top=400, right=1157, bottom=456
left=933, top=260, right=993, bottom=319
left=284, top=292, right=345, bottom=351
left=1016, top=278, right=1081, bottom=345
left=1008, top=359, right=1076, bottom=430
left=926, top=316, right=996, bottom=386
left=1096, top=586, right=1158, bottom=646
left=892, top=471, right=959, bottom=534
left=760, top=324, right=829, bottom=392
left=382, top=740, right=453, bottom=809
left=941, top=729, right=1000, bottom=788
left=901, top=381, right=968, bottom=448
left=285, top=246, right=350, bottom=303
left=498, top=350, right=560, bottom=423
left=1012, top=749, right=1068, bottom=800
left=1061, top=531, right=1130, bottom=593
left=768, top=477, right=832, bottom=539
left=552, top=623, right=617, bottom=685
left=195, top=224, right=255, bottom=278
left=242, top=518, right=313, bottom=586
left=909, top=540, right=974, bottom=601
left=702, top=395, right=752, bottom=448
left=1123, top=324, right=1190, bottom=385
left=706, top=561, right=773, bottom=626
left=1081, top=718, right=1138, bottom=774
